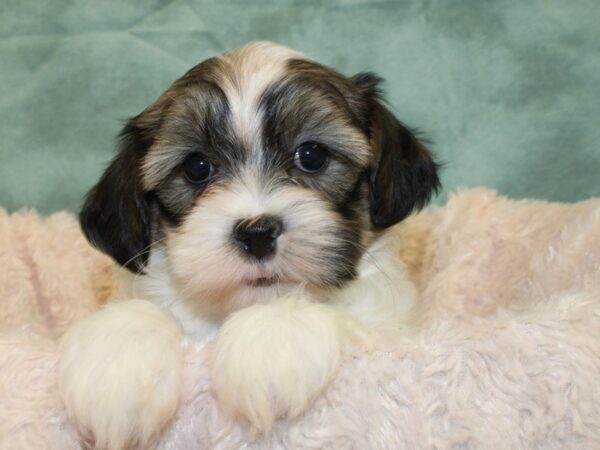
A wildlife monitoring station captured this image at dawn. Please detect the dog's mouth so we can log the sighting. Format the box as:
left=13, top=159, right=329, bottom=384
left=245, top=276, right=280, bottom=288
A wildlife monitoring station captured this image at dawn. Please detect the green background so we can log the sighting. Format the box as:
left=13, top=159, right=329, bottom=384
left=1, top=0, right=599, bottom=214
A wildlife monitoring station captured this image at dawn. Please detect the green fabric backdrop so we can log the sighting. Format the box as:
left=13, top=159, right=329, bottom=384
left=1, top=0, right=599, bottom=214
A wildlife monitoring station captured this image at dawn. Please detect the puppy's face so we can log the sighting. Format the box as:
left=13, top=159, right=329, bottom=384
left=81, top=42, right=439, bottom=316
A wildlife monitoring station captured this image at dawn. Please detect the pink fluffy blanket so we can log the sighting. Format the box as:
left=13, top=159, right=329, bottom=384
left=1, top=188, right=600, bottom=449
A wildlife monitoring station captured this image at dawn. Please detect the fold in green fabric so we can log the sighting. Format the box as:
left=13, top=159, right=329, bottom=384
left=1, top=0, right=598, bottom=213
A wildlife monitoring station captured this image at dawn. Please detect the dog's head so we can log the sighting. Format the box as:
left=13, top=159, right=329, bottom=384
left=81, top=42, right=439, bottom=315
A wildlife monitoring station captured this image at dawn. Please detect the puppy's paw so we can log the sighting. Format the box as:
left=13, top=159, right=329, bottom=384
left=211, top=295, right=362, bottom=433
left=58, top=300, right=184, bottom=450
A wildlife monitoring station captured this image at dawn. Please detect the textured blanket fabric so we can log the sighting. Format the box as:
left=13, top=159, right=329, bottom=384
left=1, top=188, right=600, bottom=449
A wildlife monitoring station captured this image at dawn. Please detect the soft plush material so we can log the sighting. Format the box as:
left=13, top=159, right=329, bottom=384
left=1, top=188, right=600, bottom=449
left=1, top=1, right=600, bottom=214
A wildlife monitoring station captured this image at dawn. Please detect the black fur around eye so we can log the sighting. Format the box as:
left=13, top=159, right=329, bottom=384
left=293, top=142, right=328, bottom=173
left=183, top=154, right=213, bottom=184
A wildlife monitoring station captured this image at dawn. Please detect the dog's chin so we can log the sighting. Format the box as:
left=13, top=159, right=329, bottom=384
left=181, top=274, right=309, bottom=318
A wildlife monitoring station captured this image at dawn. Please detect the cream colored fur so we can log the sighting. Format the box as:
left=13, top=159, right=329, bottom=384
left=160, top=171, right=368, bottom=317
left=58, top=300, right=184, bottom=450
left=211, top=295, right=367, bottom=434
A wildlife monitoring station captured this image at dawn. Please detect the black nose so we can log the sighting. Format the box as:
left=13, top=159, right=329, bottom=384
left=233, top=215, right=283, bottom=260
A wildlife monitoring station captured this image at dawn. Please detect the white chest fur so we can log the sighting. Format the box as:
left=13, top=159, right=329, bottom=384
left=58, top=228, right=417, bottom=448
left=124, top=229, right=416, bottom=341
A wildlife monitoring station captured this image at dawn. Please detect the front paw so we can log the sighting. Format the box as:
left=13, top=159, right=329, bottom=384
left=58, top=300, right=184, bottom=450
left=211, top=296, right=361, bottom=433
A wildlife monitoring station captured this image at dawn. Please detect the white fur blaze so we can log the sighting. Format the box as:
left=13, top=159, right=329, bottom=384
left=210, top=293, right=366, bottom=433
left=219, top=41, right=307, bottom=154
left=58, top=300, right=184, bottom=450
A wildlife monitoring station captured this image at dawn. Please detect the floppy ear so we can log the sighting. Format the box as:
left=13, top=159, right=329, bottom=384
left=79, top=119, right=156, bottom=273
left=354, top=73, right=440, bottom=229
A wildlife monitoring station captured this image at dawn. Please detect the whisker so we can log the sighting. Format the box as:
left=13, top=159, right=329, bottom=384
left=124, top=237, right=169, bottom=298
left=360, top=248, right=402, bottom=301
left=120, top=236, right=168, bottom=270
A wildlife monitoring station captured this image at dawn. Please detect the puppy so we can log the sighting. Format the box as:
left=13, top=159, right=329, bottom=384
left=58, top=41, right=439, bottom=449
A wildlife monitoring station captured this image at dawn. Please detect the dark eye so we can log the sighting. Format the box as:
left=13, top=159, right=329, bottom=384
left=183, top=154, right=213, bottom=184
left=293, top=142, right=328, bottom=173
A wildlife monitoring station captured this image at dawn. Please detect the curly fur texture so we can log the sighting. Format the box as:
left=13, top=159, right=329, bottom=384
left=1, top=188, right=600, bottom=449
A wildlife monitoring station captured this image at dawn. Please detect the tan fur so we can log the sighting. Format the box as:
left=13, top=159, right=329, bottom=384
left=393, top=212, right=435, bottom=287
